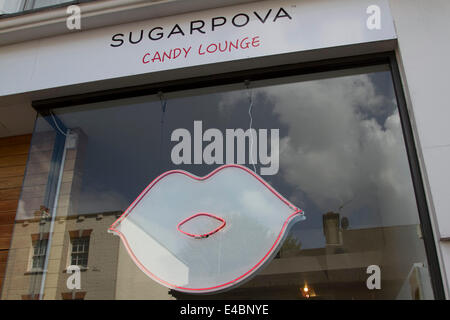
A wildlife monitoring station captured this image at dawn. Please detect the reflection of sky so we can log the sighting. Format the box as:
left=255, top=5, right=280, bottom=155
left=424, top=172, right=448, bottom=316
left=49, top=70, right=419, bottom=250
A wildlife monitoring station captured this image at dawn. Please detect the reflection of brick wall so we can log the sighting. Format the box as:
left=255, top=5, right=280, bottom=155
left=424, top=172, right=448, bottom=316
left=43, top=129, right=87, bottom=299
left=15, top=131, right=56, bottom=221
left=57, top=212, right=121, bottom=300
left=1, top=129, right=88, bottom=299
left=0, top=134, right=32, bottom=296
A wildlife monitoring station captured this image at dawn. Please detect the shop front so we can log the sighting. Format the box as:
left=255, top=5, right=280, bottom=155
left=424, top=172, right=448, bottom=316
left=0, top=0, right=447, bottom=300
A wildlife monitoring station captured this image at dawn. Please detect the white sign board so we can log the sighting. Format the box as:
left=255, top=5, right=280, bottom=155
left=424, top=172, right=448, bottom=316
left=0, top=0, right=396, bottom=96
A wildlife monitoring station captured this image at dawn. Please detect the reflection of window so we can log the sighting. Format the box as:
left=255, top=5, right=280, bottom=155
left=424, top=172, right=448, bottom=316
left=0, top=0, right=74, bottom=15
left=70, top=237, right=90, bottom=268
left=26, top=0, right=74, bottom=10
left=31, top=239, right=48, bottom=270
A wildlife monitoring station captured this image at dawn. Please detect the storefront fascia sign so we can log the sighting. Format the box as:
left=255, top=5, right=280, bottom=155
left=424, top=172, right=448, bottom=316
left=0, top=0, right=396, bottom=96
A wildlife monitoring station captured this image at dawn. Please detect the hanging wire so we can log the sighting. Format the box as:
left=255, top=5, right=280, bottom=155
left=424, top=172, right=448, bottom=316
left=245, top=80, right=257, bottom=173
left=50, top=112, right=67, bottom=136
left=158, top=91, right=167, bottom=170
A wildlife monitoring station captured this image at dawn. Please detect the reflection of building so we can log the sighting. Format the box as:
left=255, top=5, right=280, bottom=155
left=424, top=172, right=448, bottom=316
left=1, top=128, right=121, bottom=300
left=169, top=223, right=432, bottom=300
left=1, top=211, right=121, bottom=300
left=0, top=144, right=435, bottom=302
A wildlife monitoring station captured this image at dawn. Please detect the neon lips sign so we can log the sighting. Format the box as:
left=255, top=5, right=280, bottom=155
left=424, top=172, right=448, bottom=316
left=109, top=164, right=304, bottom=294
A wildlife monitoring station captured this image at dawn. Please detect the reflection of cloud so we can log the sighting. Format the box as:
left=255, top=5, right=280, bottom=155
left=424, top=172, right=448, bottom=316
left=217, top=91, right=245, bottom=117
left=260, top=74, right=419, bottom=227
left=240, top=190, right=272, bottom=213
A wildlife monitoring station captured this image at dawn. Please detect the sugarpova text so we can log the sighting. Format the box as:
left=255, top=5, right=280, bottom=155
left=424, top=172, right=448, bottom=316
left=110, top=7, right=292, bottom=47
left=171, top=121, right=279, bottom=176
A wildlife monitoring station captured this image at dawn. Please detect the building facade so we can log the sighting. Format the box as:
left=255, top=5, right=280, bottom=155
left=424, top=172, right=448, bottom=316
left=0, top=0, right=449, bottom=300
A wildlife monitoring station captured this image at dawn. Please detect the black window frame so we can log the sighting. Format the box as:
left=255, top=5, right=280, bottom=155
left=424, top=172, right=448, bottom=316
left=31, top=51, right=446, bottom=299
left=31, top=238, right=49, bottom=271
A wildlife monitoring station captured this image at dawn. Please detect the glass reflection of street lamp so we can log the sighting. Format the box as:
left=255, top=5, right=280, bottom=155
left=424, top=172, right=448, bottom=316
left=301, top=283, right=315, bottom=299
left=303, top=284, right=309, bottom=298
left=323, top=212, right=342, bottom=246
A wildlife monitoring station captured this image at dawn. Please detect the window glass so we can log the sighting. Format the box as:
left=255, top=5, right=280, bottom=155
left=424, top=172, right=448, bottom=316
left=27, top=0, right=74, bottom=10
left=0, top=0, right=26, bottom=14
left=0, top=0, right=74, bottom=14
left=32, top=239, right=48, bottom=270
left=71, top=237, right=90, bottom=268
left=1, top=66, right=436, bottom=299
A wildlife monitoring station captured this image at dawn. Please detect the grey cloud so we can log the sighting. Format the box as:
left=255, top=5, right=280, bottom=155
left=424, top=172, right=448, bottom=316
left=259, top=74, right=419, bottom=227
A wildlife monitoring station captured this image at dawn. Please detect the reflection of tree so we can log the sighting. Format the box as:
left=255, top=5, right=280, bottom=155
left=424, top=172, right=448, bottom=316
left=278, top=235, right=302, bottom=258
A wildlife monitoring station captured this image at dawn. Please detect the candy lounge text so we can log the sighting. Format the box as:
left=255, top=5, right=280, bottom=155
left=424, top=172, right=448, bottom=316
left=142, top=36, right=261, bottom=64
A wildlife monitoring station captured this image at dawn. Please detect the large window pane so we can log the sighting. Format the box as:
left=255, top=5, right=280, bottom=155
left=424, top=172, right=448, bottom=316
left=1, top=66, right=435, bottom=299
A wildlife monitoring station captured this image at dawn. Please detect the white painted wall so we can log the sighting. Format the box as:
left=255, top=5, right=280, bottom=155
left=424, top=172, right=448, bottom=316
left=0, top=0, right=395, bottom=97
left=389, top=0, right=450, bottom=298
